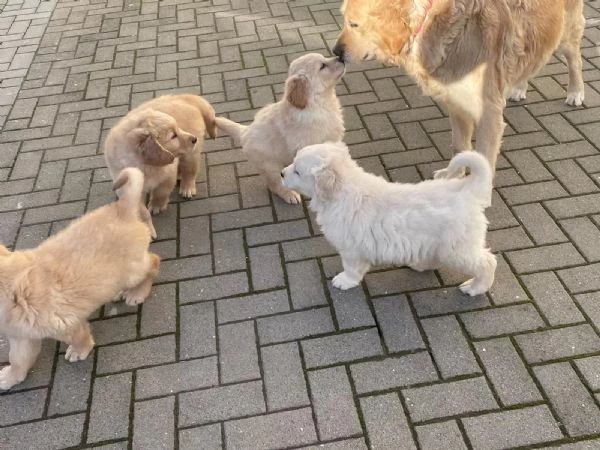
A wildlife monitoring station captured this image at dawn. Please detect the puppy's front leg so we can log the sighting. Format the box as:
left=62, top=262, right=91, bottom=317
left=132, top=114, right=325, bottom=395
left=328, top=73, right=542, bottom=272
left=0, top=337, right=42, bottom=390
left=332, top=256, right=370, bottom=290
left=61, top=321, right=95, bottom=362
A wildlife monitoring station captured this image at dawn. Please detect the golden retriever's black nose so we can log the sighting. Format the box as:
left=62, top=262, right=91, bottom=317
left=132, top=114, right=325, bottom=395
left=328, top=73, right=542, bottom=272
left=191, top=136, right=197, bottom=144
left=332, top=43, right=345, bottom=62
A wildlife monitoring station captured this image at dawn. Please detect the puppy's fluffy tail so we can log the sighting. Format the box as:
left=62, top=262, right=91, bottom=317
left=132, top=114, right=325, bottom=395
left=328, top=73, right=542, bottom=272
left=112, top=167, right=145, bottom=220
left=446, top=151, right=493, bottom=206
left=195, top=96, right=217, bottom=139
left=215, top=117, right=247, bottom=146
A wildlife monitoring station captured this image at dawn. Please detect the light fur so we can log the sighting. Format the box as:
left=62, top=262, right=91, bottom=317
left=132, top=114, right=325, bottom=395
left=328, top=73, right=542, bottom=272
left=0, top=168, right=159, bottom=390
left=104, top=94, right=216, bottom=236
left=215, top=53, right=346, bottom=204
left=333, top=0, right=585, bottom=174
left=282, top=142, right=496, bottom=294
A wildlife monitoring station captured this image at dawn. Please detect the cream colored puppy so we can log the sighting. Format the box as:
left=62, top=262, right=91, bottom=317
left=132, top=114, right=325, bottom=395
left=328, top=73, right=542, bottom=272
left=215, top=53, right=345, bottom=204
left=282, top=143, right=496, bottom=295
left=0, top=168, right=159, bottom=390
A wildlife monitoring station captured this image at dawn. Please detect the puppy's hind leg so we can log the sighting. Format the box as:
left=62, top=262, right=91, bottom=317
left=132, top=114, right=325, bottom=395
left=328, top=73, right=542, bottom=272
left=332, top=255, right=370, bottom=290
left=148, top=177, right=176, bottom=215
left=0, top=337, right=42, bottom=389
left=61, top=321, right=95, bottom=362
left=561, top=8, right=585, bottom=106
left=123, top=252, right=160, bottom=306
left=457, top=250, right=497, bottom=296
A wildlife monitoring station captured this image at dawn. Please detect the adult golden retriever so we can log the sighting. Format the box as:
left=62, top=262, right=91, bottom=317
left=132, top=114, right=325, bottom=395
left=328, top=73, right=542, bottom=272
left=333, top=0, right=585, bottom=174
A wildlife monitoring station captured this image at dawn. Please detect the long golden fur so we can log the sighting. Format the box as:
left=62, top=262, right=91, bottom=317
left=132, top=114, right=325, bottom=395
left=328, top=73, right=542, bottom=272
left=0, top=168, right=159, bottom=390
left=333, top=0, right=585, bottom=173
left=104, top=94, right=217, bottom=236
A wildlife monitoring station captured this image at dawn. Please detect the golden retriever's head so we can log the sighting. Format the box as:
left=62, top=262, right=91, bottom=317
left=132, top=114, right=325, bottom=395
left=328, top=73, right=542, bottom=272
left=130, top=109, right=198, bottom=166
left=284, top=53, right=345, bottom=109
left=281, top=142, right=351, bottom=202
left=333, top=0, right=412, bottom=64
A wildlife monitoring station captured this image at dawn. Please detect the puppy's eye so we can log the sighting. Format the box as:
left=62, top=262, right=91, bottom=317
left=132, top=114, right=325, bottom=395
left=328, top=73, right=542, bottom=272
left=171, top=133, right=178, bottom=140
left=294, top=169, right=300, bottom=175
left=349, top=22, right=359, bottom=28
left=320, top=63, right=327, bottom=70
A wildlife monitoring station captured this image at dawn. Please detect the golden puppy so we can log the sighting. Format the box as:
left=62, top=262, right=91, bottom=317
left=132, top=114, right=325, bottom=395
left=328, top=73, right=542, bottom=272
left=215, top=53, right=345, bottom=204
left=0, top=168, right=159, bottom=390
left=333, top=0, right=585, bottom=174
left=104, top=94, right=217, bottom=227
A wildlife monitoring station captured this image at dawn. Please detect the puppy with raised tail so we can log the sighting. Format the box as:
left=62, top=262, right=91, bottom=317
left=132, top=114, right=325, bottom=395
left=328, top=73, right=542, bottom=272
left=282, top=143, right=496, bottom=295
left=215, top=53, right=345, bottom=204
left=0, top=168, right=159, bottom=390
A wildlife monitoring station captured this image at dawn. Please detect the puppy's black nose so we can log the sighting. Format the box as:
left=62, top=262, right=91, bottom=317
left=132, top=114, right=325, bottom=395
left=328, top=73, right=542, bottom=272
left=191, top=135, right=197, bottom=144
left=332, top=43, right=345, bottom=62
left=280, top=171, right=284, bottom=178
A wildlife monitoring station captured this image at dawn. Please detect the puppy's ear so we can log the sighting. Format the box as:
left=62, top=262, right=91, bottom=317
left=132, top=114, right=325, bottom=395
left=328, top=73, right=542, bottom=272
left=313, top=163, right=341, bottom=201
left=286, top=74, right=309, bottom=109
left=134, top=129, right=175, bottom=166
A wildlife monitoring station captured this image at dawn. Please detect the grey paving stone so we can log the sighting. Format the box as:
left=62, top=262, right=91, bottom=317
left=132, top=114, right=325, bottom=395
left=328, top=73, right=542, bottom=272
left=180, top=302, right=216, bottom=359
left=156, top=254, right=212, bottom=282
left=416, top=421, right=467, bottom=450
left=212, top=206, right=273, bottom=232
left=88, top=373, right=132, bottom=443
left=179, top=424, right=222, bottom=450
left=462, top=406, right=563, bottom=450
left=559, top=263, right=600, bottom=293
left=246, top=219, right=310, bottom=246
left=309, top=366, right=362, bottom=440
left=297, top=438, right=368, bottom=450
left=373, top=295, right=424, bottom=352
left=217, top=289, right=289, bottom=323
left=515, top=324, right=600, bottom=363
left=219, top=321, right=260, bottom=384
left=0, top=413, right=85, bottom=449
left=48, top=352, right=94, bottom=415
left=257, top=307, right=335, bottom=345
left=488, top=254, right=530, bottom=305
left=136, top=357, right=218, bottom=399
left=365, top=268, right=440, bottom=295
left=302, top=328, right=383, bottom=368
left=261, top=342, right=310, bottom=411
left=180, top=193, right=239, bottom=217
left=412, top=287, right=491, bottom=316
left=213, top=229, right=247, bottom=273
left=180, top=215, right=210, bottom=256
left=507, top=243, right=585, bottom=274
left=403, top=377, right=498, bottom=422
left=96, top=335, right=176, bottom=374
left=225, top=408, right=318, bottom=449
left=249, top=244, right=285, bottom=290
left=179, top=380, right=266, bottom=427
left=180, top=272, right=249, bottom=303
left=422, top=315, right=480, bottom=378
left=460, top=303, right=546, bottom=338
left=521, top=272, right=585, bottom=325
left=534, top=363, right=600, bottom=437
left=282, top=236, right=337, bottom=261
left=361, top=393, right=416, bottom=450
left=0, top=388, right=46, bottom=426
left=288, top=260, right=329, bottom=309
left=329, top=283, right=375, bottom=329
left=575, top=356, right=600, bottom=391
left=90, top=315, right=137, bottom=346
left=561, top=217, right=600, bottom=262
left=141, top=283, right=176, bottom=337
left=576, top=292, right=600, bottom=329
left=474, top=338, right=542, bottom=406
left=133, top=396, right=174, bottom=450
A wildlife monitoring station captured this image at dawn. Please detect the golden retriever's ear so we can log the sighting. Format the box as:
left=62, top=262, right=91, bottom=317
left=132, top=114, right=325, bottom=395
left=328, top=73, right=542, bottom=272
left=286, top=74, right=309, bottom=109
left=135, top=129, right=175, bottom=166
left=314, top=164, right=341, bottom=201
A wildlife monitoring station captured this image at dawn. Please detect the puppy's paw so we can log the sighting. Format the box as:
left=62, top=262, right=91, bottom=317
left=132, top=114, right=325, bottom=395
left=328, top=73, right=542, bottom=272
left=279, top=189, right=302, bottom=205
left=65, top=344, right=92, bottom=362
left=566, top=91, right=584, bottom=106
left=179, top=184, right=196, bottom=199
left=410, top=262, right=430, bottom=272
left=459, top=279, right=487, bottom=296
left=332, top=272, right=361, bottom=290
left=148, top=203, right=167, bottom=215
left=0, top=366, right=24, bottom=390
left=507, top=87, right=527, bottom=102
left=123, top=289, right=148, bottom=306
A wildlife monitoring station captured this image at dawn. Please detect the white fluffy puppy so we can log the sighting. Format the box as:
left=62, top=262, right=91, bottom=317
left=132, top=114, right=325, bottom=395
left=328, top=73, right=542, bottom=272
left=282, top=143, right=497, bottom=295
left=215, top=53, right=345, bottom=204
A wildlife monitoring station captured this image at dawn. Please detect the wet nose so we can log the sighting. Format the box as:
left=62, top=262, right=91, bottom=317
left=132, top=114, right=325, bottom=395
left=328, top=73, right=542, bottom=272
left=332, top=42, right=345, bottom=62
left=280, top=171, right=284, bottom=178
left=191, top=135, right=197, bottom=144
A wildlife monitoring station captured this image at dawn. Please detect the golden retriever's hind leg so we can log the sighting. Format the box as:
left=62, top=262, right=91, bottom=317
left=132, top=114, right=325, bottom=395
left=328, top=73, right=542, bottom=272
left=561, top=12, right=585, bottom=106
left=507, top=80, right=528, bottom=102
left=62, top=321, right=95, bottom=362
left=264, top=169, right=302, bottom=204
left=123, top=253, right=160, bottom=306
left=148, top=178, right=175, bottom=215
left=0, top=337, right=42, bottom=390
left=178, top=150, right=200, bottom=198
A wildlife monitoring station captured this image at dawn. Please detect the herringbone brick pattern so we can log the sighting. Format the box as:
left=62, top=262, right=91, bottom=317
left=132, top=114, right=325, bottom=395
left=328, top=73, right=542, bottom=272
left=1, top=0, right=600, bottom=448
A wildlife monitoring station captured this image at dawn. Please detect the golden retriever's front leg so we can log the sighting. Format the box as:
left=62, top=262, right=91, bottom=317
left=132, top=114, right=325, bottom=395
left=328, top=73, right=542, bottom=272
left=332, top=255, right=370, bottom=290
left=0, top=337, right=42, bottom=390
left=434, top=107, right=474, bottom=179
left=61, top=321, right=95, bottom=362
left=475, top=98, right=506, bottom=172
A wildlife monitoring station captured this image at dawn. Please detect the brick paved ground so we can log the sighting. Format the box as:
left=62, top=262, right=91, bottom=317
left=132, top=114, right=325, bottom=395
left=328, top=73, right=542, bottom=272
left=1, top=0, right=600, bottom=448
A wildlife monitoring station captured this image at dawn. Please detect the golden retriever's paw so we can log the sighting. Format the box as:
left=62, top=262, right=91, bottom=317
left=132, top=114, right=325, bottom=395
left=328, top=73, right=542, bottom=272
left=65, top=344, right=92, bottom=362
left=566, top=91, right=584, bottom=107
left=0, top=366, right=24, bottom=390
left=179, top=184, right=196, bottom=199
left=459, top=279, right=487, bottom=297
left=279, top=189, right=302, bottom=205
left=332, top=272, right=361, bottom=290
left=507, top=88, right=527, bottom=102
